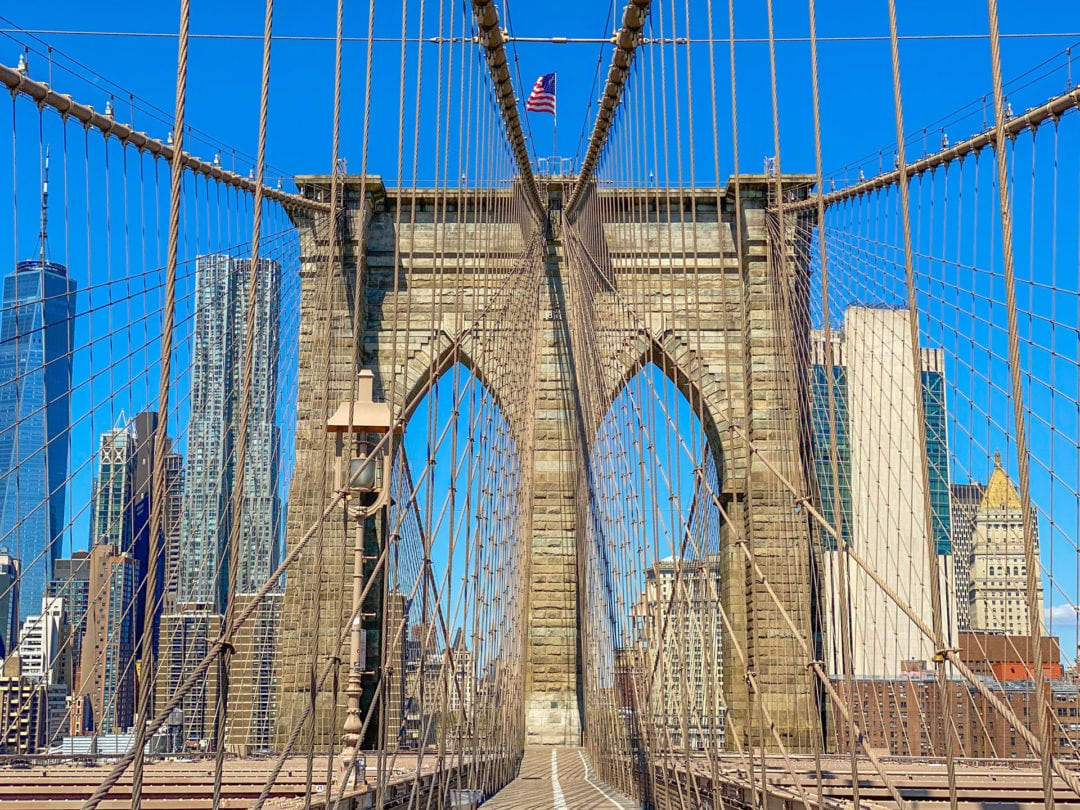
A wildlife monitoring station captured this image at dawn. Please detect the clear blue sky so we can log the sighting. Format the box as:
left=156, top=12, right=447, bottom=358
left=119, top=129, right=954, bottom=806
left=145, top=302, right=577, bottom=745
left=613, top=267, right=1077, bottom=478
left=3, top=3, right=1080, bottom=656
left=2, top=2, right=1076, bottom=184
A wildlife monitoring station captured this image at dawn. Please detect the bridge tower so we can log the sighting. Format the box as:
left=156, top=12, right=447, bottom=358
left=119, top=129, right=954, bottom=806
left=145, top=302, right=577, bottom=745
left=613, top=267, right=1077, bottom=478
left=275, top=173, right=821, bottom=753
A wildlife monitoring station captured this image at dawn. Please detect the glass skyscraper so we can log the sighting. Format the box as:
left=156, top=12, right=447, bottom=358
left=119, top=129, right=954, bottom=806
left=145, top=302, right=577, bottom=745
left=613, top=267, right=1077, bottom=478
left=90, top=419, right=136, bottom=552
left=0, top=258, right=76, bottom=622
left=179, top=255, right=280, bottom=611
left=922, top=369, right=952, bottom=555
left=809, top=362, right=851, bottom=552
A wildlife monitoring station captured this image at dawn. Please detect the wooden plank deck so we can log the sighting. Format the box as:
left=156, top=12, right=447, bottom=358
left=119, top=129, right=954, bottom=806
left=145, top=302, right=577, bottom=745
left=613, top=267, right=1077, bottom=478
left=482, top=746, right=641, bottom=810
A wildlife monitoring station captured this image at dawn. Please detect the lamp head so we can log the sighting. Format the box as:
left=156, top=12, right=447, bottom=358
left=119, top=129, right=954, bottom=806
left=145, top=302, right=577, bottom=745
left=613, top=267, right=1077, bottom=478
left=347, top=454, right=380, bottom=493
left=327, top=370, right=397, bottom=434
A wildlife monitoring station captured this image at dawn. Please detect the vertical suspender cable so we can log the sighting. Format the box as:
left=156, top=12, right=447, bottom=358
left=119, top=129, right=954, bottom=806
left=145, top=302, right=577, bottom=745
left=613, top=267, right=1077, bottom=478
left=214, top=1, right=274, bottom=807
left=985, top=1, right=1054, bottom=805
left=311, top=0, right=347, bottom=800
left=722, top=0, right=760, bottom=774
left=884, top=3, right=959, bottom=806
left=805, top=0, right=859, bottom=803
left=83, top=3, right=190, bottom=806
left=127, top=2, right=191, bottom=805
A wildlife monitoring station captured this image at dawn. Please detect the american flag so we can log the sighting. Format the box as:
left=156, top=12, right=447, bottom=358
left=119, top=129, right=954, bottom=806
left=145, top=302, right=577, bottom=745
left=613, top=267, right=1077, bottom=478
left=526, top=72, right=556, bottom=114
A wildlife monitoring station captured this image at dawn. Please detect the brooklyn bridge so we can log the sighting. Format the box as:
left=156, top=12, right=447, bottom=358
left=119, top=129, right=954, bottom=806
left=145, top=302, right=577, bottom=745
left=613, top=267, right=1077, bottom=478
left=0, top=0, right=1078, bottom=807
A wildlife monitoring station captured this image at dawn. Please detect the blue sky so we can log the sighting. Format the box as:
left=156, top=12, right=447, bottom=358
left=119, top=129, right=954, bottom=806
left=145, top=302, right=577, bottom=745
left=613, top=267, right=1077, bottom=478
left=2, top=2, right=1080, bottom=662
left=2, top=2, right=1076, bottom=184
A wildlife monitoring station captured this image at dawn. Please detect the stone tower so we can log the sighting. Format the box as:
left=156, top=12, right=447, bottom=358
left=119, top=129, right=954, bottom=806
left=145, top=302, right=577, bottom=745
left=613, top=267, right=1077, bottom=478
left=275, top=174, right=821, bottom=752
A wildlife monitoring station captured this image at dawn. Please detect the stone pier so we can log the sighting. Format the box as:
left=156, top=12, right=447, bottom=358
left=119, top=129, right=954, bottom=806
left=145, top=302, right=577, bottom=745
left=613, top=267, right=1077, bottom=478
left=276, top=175, right=820, bottom=752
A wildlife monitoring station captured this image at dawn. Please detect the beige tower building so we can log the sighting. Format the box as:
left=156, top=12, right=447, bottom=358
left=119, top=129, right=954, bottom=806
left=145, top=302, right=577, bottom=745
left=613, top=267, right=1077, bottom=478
left=75, top=543, right=137, bottom=735
left=813, top=307, right=958, bottom=679
left=969, top=453, right=1043, bottom=634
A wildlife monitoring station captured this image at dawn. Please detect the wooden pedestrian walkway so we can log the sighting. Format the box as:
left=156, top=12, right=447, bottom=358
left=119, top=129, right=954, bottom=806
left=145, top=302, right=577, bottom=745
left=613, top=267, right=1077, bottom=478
left=482, top=746, right=641, bottom=809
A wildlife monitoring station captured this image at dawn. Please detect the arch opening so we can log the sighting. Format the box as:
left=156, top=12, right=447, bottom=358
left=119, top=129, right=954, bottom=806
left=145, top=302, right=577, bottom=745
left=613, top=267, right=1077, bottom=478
left=380, top=361, right=527, bottom=762
left=579, top=360, right=728, bottom=794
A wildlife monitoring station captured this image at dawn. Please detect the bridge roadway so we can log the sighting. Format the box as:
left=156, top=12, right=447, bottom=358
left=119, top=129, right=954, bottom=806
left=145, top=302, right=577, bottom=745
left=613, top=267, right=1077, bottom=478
left=0, top=754, right=446, bottom=808
left=0, top=749, right=635, bottom=809
left=651, top=753, right=1080, bottom=809
left=482, top=745, right=641, bottom=809
left=5, top=749, right=1079, bottom=808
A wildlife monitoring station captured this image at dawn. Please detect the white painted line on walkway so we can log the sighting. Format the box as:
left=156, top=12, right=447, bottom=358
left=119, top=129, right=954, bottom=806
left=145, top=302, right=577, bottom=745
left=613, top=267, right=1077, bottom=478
left=552, top=748, right=568, bottom=810
left=578, top=749, right=632, bottom=809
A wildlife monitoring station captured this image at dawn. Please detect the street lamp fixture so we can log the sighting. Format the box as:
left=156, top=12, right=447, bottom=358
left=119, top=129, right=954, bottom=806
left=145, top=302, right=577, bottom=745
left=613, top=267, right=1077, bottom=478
left=326, top=369, right=397, bottom=787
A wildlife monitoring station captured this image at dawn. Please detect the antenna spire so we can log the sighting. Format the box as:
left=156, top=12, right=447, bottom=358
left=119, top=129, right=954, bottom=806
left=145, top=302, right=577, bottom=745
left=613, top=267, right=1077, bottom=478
left=38, top=147, right=50, bottom=263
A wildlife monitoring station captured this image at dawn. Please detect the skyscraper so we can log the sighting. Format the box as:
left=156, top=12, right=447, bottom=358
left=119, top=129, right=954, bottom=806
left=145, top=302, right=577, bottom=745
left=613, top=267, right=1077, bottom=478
left=130, top=412, right=157, bottom=649
left=75, top=543, right=136, bottom=735
left=160, top=451, right=185, bottom=617
left=635, top=556, right=725, bottom=751
left=969, top=453, right=1044, bottom=634
left=0, top=550, right=20, bottom=658
left=128, top=412, right=183, bottom=651
left=48, top=551, right=90, bottom=691
left=90, top=418, right=136, bottom=552
left=416, top=629, right=475, bottom=748
left=18, top=595, right=67, bottom=686
left=155, top=608, right=221, bottom=749
left=0, top=154, right=76, bottom=625
left=179, top=255, right=281, bottom=610
left=950, top=482, right=985, bottom=631
left=0, top=252, right=77, bottom=622
left=811, top=307, right=958, bottom=678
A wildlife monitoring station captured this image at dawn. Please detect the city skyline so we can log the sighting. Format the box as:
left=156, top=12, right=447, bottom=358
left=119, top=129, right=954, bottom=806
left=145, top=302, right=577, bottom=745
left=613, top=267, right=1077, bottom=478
left=0, top=249, right=1069, bottom=754
left=0, top=52, right=1069, bottom=770
left=0, top=242, right=290, bottom=748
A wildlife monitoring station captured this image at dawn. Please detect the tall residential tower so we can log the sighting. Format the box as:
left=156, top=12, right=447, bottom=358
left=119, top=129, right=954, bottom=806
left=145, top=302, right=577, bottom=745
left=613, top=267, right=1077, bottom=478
left=165, top=255, right=281, bottom=752
left=179, top=255, right=281, bottom=610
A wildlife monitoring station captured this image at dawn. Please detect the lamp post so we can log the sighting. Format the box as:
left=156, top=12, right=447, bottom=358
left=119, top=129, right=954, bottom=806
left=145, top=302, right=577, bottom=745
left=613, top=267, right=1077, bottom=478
left=326, top=369, right=395, bottom=787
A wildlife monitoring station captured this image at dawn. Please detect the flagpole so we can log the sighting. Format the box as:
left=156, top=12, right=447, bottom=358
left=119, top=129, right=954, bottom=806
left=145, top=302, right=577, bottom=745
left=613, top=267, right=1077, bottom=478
left=553, top=72, right=557, bottom=164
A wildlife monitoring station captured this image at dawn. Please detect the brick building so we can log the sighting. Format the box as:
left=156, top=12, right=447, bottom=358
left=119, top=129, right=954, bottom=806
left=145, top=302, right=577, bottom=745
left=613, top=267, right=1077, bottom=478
left=832, top=634, right=1079, bottom=759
